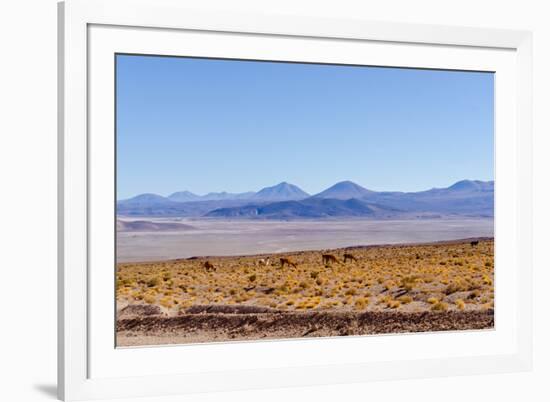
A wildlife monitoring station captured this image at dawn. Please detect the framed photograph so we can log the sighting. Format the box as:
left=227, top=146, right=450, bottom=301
left=58, top=0, right=533, bottom=400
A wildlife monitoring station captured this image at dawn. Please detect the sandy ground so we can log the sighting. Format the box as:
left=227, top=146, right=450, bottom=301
left=116, top=238, right=494, bottom=346
left=116, top=217, right=494, bottom=262
left=117, top=310, right=494, bottom=346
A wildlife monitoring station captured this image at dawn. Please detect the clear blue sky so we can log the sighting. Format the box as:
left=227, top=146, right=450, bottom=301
left=116, top=54, right=494, bottom=199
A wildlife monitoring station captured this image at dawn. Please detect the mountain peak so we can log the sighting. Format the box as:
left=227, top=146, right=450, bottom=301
left=168, top=190, right=200, bottom=202
left=447, top=180, right=494, bottom=192
left=253, top=182, right=309, bottom=201
left=119, top=193, right=173, bottom=205
left=313, top=181, right=373, bottom=200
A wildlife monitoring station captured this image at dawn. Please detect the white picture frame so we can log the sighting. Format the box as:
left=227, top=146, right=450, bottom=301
left=58, top=0, right=533, bottom=400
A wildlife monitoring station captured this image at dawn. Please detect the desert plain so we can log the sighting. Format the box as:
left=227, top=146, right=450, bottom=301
left=116, top=232, right=494, bottom=346
left=116, top=217, right=494, bottom=262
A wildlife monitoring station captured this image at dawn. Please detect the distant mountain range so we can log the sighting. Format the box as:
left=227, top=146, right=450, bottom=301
left=168, top=190, right=255, bottom=202
left=117, top=180, right=494, bottom=219
left=165, top=182, right=305, bottom=203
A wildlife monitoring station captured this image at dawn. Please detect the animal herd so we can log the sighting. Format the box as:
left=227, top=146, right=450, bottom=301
left=202, top=252, right=359, bottom=272
left=201, top=241, right=482, bottom=271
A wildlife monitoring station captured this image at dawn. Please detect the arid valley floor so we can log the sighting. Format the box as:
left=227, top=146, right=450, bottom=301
left=116, top=238, right=494, bottom=346
left=116, top=217, right=494, bottom=262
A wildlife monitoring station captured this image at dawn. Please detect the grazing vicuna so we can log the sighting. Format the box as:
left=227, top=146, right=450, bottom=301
left=470, top=240, right=479, bottom=247
left=203, top=261, right=216, bottom=271
left=280, top=257, right=298, bottom=268
left=322, top=254, right=339, bottom=266
left=257, top=257, right=271, bottom=267
left=343, top=253, right=358, bottom=263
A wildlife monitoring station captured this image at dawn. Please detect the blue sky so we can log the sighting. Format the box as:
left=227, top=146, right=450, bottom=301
left=116, top=55, right=494, bottom=199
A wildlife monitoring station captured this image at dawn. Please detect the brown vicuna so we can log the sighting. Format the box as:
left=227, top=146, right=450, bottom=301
left=280, top=257, right=298, bottom=268
left=203, top=261, right=216, bottom=271
left=322, top=254, right=339, bottom=266
left=343, top=253, right=358, bottom=263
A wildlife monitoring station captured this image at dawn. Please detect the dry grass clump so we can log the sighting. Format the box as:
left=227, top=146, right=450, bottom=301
left=431, top=301, right=448, bottom=311
left=354, top=297, right=369, bottom=309
left=398, top=295, right=413, bottom=304
left=146, top=276, right=161, bottom=288
left=143, top=294, right=156, bottom=304
left=387, top=300, right=401, bottom=309
left=444, top=282, right=464, bottom=295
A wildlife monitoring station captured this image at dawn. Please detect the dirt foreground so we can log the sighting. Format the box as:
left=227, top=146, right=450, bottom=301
left=117, top=309, right=494, bottom=346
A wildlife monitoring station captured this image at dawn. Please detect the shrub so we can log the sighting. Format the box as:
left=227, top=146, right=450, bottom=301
left=159, top=297, right=173, bottom=308
left=143, top=294, right=156, bottom=304
left=248, top=274, right=257, bottom=282
left=398, top=295, right=413, bottom=304
left=431, top=301, right=448, bottom=311
left=467, top=282, right=481, bottom=291
left=399, top=275, right=419, bottom=291
left=455, top=299, right=466, bottom=310
left=146, top=277, right=160, bottom=288
left=427, top=297, right=439, bottom=304
left=387, top=300, right=401, bottom=309
left=444, top=282, right=462, bottom=295
left=354, top=297, right=369, bottom=310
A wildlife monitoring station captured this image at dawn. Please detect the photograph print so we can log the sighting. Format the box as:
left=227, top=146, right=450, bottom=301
left=115, top=55, right=494, bottom=347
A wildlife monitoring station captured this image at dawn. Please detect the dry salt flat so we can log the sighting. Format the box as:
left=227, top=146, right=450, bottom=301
left=116, top=217, right=494, bottom=262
